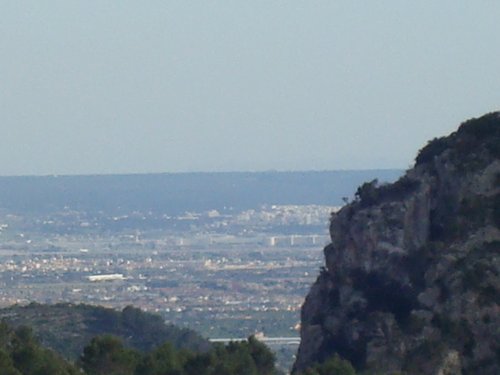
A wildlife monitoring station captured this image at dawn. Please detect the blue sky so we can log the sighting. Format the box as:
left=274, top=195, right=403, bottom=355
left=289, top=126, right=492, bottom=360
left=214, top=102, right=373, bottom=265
left=1, top=1, right=499, bottom=175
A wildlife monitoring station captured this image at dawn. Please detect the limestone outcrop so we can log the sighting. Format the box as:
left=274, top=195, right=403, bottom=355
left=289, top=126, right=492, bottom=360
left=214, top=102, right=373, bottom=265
left=294, top=113, right=500, bottom=374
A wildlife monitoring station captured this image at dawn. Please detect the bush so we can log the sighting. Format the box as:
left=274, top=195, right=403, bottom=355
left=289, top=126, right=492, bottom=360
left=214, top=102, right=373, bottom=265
left=353, top=176, right=419, bottom=208
left=354, top=180, right=379, bottom=207
left=78, top=334, right=279, bottom=375
left=80, top=335, right=140, bottom=375
left=457, top=112, right=500, bottom=139
left=299, top=354, right=356, bottom=375
left=0, top=322, right=79, bottom=375
left=415, top=137, right=449, bottom=165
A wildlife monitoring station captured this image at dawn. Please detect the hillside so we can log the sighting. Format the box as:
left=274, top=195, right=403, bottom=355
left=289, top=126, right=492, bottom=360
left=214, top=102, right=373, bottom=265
left=294, top=113, right=500, bottom=374
left=0, top=319, right=280, bottom=375
left=0, top=303, right=210, bottom=360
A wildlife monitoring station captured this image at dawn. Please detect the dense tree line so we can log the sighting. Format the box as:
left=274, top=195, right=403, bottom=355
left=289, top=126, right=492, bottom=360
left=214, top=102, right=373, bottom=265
left=0, top=304, right=210, bottom=360
left=0, top=322, right=79, bottom=375
left=80, top=334, right=279, bottom=375
left=0, top=318, right=358, bottom=374
left=0, top=321, right=282, bottom=375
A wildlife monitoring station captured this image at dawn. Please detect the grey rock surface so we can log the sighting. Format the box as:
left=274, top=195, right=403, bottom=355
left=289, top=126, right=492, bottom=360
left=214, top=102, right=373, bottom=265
left=294, top=113, right=500, bottom=374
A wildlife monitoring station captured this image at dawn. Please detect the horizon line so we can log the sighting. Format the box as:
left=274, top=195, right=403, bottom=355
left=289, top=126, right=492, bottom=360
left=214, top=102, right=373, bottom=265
left=0, top=168, right=405, bottom=179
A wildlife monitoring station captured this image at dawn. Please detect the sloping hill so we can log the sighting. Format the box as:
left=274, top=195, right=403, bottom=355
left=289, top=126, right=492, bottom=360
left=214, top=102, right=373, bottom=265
left=0, top=303, right=210, bottom=360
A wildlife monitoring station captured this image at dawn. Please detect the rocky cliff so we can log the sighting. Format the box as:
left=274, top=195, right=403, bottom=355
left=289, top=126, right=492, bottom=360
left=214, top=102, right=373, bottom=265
left=294, top=113, right=500, bottom=374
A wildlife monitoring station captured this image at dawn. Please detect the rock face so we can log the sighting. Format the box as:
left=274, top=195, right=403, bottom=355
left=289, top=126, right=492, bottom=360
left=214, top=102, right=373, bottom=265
left=293, top=113, right=500, bottom=374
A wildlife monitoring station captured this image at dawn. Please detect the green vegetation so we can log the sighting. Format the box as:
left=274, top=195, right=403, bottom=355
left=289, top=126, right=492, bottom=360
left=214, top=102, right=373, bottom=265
left=0, top=319, right=282, bottom=375
left=426, top=176, right=498, bottom=242
left=402, top=339, right=446, bottom=374
left=428, top=191, right=499, bottom=242
left=456, top=241, right=500, bottom=306
left=354, top=176, right=420, bottom=208
left=459, top=112, right=500, bottom=141
left=415, top=112, right=500, bottom=166
left=297, top=354, right=356, bottom=375
left=80, top=335, right=140, bottom=375
left=78, top=334, right=281, bottom=375
left=0, top=303, right=210, bottom=360
left=0, top=322, right=80, bottom=375
left=415, top=136, right=450, bottom=165
left=354, top=179, right=380, bottom=207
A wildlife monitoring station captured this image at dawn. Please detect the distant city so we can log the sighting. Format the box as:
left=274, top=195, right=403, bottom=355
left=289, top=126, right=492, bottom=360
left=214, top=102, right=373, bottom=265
left=0, top=170, right=401, bottom=369
left=0, top=204, right=336, bottom=333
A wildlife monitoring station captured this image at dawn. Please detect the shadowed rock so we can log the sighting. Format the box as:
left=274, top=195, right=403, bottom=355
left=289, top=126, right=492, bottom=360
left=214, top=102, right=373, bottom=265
left=294, top=113, right=500, bottom=375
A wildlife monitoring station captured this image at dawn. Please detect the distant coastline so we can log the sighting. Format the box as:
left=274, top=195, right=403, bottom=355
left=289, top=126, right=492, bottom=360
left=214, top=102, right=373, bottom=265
left=0, top=169, right=402, bottom=215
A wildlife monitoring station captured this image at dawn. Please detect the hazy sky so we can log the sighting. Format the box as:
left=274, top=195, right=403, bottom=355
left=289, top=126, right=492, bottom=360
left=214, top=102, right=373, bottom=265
left=1, top=1, right=499, bottom=176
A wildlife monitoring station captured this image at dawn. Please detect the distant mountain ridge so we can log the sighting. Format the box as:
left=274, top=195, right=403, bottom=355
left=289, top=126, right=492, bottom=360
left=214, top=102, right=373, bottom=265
left=0, top=170, right=402, bottom=215
left=294, top=113, right=500, bottom=374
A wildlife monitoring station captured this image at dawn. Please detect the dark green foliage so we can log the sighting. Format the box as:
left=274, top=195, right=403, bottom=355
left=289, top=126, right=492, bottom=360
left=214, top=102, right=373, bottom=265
left=405, top=243, right=438, bottom=290
left=355, top=180, right=379, bottom=206
left=135, top=342, right=183, bottom=375
left=458, top=195, right=495, bottom=230
left=0, top=319, right=280, bottom=375
left=403, top=314, right=427, bottom=336
left=431, top=315, right=475, bottom=357
left=415, top=136, right=450, bottom=165
left=455, top=241, right=500, bottom=306
left=351, top=270, right=417, bottom=326
left=429, top=191, right=499, bottom=243
left=403, top=340, right=447, bottom=374
left=246, top=335, right=277, bottom=375
left=0, top=322, right=79, bottom=375
left=0, top=303, right=210, bottom=360
left=89, top=335, right=280, bottom=375
left=79, top=335, right=280, bottom=375
left=182, top=336, right=278, bottom=375
left=0, top=349, right=21, bottom=375
left=80, top=335, right=141, bottom=375
left=354, top=176, right=420, bottom=208
left=416, top=112, right=500, bottom=167
left=428, top=192, right=499, bottom=242
left=118, top=305, right=209, bottom=354
left=0, top=305, right=281, bottom=374
left=458, top=112, right=500, bottom=139
left=298, top=354, right=356, bottom=375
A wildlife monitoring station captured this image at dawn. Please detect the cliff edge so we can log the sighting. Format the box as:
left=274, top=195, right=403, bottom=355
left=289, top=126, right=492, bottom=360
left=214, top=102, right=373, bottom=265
left=293, top=113, right=500, bottom=374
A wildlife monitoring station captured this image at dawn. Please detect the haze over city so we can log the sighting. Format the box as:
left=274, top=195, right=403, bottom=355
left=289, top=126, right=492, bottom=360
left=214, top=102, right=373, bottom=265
left=1, top=2, right=499, bottom=374
left=2, top=1, right=500, bottom=176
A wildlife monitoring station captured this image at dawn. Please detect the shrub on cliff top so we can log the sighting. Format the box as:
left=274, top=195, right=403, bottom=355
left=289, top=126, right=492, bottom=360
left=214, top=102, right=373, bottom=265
left=415, top=112, right=500, bottom=165
left=415, top=137, right=449, bottom=165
